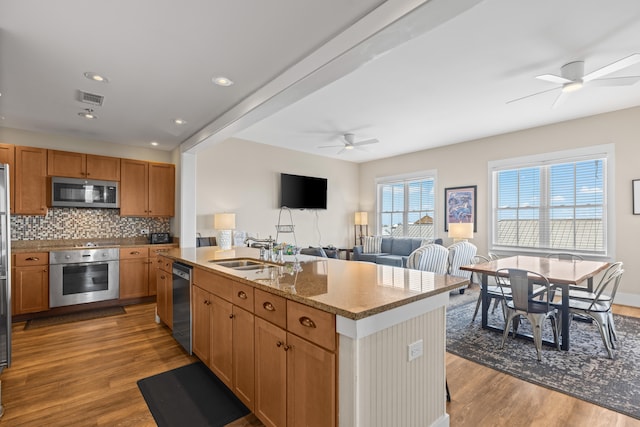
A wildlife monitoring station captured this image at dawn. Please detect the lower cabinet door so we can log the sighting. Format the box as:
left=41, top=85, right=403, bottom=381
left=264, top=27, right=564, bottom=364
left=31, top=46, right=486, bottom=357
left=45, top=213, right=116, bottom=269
left=255, top=317, right=287, bottom=427
left=210, top=295, right=233, bottom=388
left=192, top=286, right=211, bottom=364
left=232, top=306, right=255, bottom=411
left=286, top=333, right=336, bottom=427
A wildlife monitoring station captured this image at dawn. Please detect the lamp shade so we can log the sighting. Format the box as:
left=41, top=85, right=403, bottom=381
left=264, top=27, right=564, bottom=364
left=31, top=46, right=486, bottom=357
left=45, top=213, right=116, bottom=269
left=214, top=213, right=236, bottom=230
left=448, top=222, right=473, bottom=239
left=354, top=211, right=368, bottom=226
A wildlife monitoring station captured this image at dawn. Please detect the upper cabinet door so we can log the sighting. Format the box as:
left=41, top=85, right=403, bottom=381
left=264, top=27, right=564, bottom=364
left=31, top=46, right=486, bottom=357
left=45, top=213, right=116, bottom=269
left=47, top=150, right=85, bottom=178
left=120, top=159, right=149, bottom=216
left=148, top=162, right=175, bottom=217
left=0, top=143, right=16, bottom=212
left=86, top=154, right=121, bottom=181
left=15, top=146, right=47, bottom=215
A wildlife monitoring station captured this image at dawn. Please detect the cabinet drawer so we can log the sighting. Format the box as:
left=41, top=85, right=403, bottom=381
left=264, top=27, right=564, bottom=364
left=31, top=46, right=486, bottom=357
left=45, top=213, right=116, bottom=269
left=193, top=268, right=233, bottom=301
left=254, top=288, right=286, bottom=329
left=287, top=300, right=336, bottom=352
left=15, top=252, right=49, bottom=266
left=119, top=247, right=149, bottom=259
left=156, top=255, right=173, bottom=273
left=232, top=281, right=254, bottom=312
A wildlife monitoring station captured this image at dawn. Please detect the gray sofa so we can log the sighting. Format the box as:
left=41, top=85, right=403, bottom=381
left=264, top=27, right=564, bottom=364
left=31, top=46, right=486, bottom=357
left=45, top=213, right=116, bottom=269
left=352, top=237, right=443, bottom=267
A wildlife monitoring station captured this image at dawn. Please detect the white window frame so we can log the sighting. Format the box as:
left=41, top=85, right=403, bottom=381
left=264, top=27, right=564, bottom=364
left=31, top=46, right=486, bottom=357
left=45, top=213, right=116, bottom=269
left=376, top=170, right=438, bottom=238
left=488, top=144, right=615, bottom=260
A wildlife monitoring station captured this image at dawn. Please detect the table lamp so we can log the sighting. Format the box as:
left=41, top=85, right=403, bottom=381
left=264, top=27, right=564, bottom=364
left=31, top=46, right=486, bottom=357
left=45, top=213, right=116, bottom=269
left=214, top=213, right=236, bottom=250
left=354, top=211, right=369, bottom=245
left=448, top=222, right=473, bottom=243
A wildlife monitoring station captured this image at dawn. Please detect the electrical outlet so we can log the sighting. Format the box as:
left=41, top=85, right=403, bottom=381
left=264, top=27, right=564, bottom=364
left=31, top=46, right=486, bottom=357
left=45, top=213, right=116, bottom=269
left=408, top=339, right=423, bottom=362
left=140, top=228, right=149, bottom=235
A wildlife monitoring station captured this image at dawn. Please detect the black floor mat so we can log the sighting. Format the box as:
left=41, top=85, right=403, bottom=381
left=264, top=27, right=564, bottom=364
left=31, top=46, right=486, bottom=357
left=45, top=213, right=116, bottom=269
left=137, top=362, right=250, bottom=427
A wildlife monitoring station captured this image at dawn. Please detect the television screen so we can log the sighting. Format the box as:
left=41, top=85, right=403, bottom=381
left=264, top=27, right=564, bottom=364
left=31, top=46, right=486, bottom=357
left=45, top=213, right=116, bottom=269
left=280, top=173, right=327, bottom=209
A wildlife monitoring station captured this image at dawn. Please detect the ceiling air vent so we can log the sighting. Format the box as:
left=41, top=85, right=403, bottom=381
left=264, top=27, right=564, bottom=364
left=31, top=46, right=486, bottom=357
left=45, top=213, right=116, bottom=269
left=77, top=90, right=104, bottom=106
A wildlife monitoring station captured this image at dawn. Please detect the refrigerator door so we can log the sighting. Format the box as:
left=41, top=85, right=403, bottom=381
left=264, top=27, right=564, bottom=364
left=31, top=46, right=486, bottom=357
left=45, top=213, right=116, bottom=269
left=0, top=164, right=11, bottom=368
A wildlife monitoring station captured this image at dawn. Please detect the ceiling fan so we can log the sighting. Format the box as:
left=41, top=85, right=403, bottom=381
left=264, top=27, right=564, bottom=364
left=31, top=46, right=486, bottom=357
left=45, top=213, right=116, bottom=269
left=318, top=133, right=379, bottom=154
left=507, top=53, right=640, bottom=108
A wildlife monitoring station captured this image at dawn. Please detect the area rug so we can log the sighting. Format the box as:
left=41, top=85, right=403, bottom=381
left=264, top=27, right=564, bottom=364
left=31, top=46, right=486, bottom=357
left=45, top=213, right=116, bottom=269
left=446, top=290, right=640, bottom=420
left=137, top=362, right=250, bottom=427
left=24, top=306, right=126, bottom=330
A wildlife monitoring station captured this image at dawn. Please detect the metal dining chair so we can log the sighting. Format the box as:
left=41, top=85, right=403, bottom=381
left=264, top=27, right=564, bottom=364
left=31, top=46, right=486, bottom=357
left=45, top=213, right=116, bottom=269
left=564, top=265, right=624, bottom=358
left=471, top=255, right=508, bottom=322
left=496, top=268, right=560, bottom=361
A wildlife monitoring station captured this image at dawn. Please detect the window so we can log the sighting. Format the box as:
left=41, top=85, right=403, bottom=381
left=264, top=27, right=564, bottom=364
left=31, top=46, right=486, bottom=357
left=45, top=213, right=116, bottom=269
left=377, top=172, right=436, bottom=239
left=490, top=144, right=614, bottom=257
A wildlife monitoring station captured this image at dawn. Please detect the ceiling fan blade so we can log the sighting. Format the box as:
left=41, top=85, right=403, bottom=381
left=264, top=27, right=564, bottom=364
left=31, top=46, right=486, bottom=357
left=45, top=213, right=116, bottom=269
left=551, top=91, right=569, bottom=109
left=506, top=87, right=560, bottom=104
left=588, top=75, right=640, bottom=87
left=337, top=147, right=346, bottom=155
left=583, top=53, right=640, bottom=82
left=353, top=138, right=379, bottom=146
left=318, top=144, right=344, bottom=148
left=536, top=74, right=573, bottom=84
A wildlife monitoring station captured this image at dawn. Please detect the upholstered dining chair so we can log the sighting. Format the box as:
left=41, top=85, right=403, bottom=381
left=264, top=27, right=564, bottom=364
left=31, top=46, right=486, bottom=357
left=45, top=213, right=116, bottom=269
left=496, top=268, right=560, bottom=362
left=471, top=255, right=507, bottom=322
left=447, top=241, right=477, bottom=294
left=407, top=244, right=449, bottom=275
left=564, top=265, right=624, bottom=358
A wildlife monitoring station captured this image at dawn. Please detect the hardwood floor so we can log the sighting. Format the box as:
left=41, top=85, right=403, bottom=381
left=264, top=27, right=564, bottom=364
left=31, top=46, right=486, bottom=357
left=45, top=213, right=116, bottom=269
left=0, top=302, right=638, bottom=426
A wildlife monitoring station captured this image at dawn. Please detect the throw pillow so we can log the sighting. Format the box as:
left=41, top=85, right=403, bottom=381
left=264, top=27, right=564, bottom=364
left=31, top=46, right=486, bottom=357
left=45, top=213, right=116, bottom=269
left=363, top=236, right=382, bottom=254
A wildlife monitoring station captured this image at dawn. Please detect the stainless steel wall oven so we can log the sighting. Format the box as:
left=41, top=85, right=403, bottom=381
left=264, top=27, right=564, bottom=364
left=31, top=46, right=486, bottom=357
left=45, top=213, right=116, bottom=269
left=49, top=248, right=119, bottom=307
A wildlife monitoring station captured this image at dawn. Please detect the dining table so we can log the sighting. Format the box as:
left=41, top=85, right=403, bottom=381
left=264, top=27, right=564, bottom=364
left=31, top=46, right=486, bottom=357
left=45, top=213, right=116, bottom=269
left=460, top=255, right=610, bottom=350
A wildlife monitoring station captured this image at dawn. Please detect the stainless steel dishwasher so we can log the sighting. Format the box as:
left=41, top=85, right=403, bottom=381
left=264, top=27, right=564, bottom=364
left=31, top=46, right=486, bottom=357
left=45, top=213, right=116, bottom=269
left=172, top=262, right=192, bottom=354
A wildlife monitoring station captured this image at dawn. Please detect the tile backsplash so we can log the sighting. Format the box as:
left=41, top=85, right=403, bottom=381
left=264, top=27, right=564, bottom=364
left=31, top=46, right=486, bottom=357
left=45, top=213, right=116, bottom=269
left=11, top=208, right=170, bottom=241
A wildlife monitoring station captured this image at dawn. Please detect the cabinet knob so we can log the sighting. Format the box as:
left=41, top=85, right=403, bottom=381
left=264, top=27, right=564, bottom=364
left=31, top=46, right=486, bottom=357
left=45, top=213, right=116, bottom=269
left=299, top=316, right=317, bottom=328
left=276, top=341, right=284, bottom=348
left=131, top=251, right=140, bottom=255
left=160, top=275, right=165, bottom=280
left=229, top=314, right=234, bottom=319
left=263, top=302, right=275, bottom=312
left=237, top=291, right=247, bottom=300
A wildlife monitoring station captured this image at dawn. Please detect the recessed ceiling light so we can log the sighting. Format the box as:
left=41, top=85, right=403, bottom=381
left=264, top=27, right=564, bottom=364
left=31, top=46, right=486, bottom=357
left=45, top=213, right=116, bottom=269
left=173, top=118, right=187, bottom=125
left=212, top=76, right=234, bottom=87
left=150, top=141, right=159, bottom=146
left=84, top=72, right=109, bottom=83
left=78, top=108, right=97, bottom=119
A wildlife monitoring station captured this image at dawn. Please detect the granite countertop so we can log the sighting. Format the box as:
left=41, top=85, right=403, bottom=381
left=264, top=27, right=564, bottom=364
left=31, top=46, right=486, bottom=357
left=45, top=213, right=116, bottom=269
left=11, top=238, right=178, bottom=253
left=164, top=246, right=467, bottom=320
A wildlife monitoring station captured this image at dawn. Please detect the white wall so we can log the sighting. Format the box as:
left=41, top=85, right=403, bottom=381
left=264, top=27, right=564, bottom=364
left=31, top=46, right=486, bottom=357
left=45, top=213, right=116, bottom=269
left=359, top=106, right=640, bottom=303
left=195, top=138, right=360, bottom=249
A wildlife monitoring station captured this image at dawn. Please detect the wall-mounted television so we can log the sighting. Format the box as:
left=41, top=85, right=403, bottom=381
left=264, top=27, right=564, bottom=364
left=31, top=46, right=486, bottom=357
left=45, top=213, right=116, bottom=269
left=280, top=173, right=327, bottom=210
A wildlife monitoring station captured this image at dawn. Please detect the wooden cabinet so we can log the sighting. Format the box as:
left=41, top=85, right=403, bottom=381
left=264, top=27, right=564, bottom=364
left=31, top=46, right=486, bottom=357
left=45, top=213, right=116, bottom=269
left=0, top=143, right=15, bottom=212
left=254, top=296, right=336, bottom=427
left=155, top=255, right=173, bottom=328
left=121, top=159, right=175, bottom=217
left=15, top=146, right=47, bottom=215
left=119, top=247, right=150, bottom=299
left=47, top=150, right=120, bottom=180
left=192, top=267, right=255, bottom=410
left=12, top=252, right=49, bottom=315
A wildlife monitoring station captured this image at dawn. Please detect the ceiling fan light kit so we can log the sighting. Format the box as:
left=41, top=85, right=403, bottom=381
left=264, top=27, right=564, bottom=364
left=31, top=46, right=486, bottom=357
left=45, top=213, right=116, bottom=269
left=509, top=53, right=640, bottom=107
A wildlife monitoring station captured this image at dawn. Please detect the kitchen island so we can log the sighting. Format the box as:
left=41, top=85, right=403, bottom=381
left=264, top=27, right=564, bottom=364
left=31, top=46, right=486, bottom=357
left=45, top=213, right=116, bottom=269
left=164, top=246, right=467, bottom=427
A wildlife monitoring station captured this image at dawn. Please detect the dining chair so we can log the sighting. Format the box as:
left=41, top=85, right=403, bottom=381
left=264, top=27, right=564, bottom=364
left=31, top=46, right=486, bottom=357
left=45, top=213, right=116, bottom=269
left=407, top=244, right=449, bottom=275
left=447, top=241, right=477, bottom=294
left=567, top=262, right=623, bottom=346
left=564, top=266, right=624, bottom=358
left=496, top=268, right=560, bottom=361
left=471, top=255, right=507, bottom=322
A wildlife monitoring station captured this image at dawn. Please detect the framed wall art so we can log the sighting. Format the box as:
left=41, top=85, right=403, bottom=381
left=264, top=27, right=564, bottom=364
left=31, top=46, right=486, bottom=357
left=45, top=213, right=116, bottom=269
left=444, top=185, right=477, bottom=232
left=633, top=180, right=640, bottom=215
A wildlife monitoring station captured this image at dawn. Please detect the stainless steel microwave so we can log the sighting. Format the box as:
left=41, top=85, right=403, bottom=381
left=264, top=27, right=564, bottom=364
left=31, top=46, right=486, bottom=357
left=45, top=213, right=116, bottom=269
left=49, top=177, right=119, bottom=208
